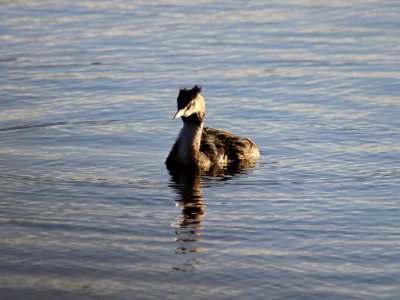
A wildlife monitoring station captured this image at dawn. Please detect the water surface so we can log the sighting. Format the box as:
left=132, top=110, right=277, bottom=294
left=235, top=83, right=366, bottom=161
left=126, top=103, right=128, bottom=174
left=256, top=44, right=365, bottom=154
left=1, top=1, right=400, bottom=299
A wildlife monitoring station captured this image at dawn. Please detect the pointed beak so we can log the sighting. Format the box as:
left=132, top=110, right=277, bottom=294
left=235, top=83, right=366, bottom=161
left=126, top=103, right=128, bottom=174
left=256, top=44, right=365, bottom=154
left=173, top=108, right=185, bottom=120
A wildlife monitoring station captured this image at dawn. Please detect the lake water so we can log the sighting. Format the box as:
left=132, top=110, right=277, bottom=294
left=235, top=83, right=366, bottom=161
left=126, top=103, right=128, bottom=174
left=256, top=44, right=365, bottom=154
left=1, top=0, right=400, bottom=299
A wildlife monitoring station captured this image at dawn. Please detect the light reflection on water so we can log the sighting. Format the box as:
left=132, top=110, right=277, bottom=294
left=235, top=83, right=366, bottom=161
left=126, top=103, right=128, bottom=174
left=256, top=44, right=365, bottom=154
left=1, top=0, right=400, bottom=299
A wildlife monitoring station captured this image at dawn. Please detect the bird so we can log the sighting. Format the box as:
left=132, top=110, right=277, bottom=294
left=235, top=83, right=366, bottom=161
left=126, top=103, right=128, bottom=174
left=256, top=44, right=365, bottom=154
left=165, top=85, right=260, bottom=171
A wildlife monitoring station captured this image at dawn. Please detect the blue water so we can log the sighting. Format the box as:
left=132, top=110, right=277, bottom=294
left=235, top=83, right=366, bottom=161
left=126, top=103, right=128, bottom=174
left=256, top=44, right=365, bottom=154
left=1, top=1, right=400, bottom=299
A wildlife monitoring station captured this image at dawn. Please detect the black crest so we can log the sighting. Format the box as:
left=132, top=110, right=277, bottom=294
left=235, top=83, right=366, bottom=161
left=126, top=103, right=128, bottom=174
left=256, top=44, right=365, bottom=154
left=177, top=85, right=202, bottom=109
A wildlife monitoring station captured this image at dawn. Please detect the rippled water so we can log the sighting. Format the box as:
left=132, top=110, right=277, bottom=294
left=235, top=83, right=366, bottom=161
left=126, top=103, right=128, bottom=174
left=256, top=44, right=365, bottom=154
left=1, top=1, right=400, bottom=299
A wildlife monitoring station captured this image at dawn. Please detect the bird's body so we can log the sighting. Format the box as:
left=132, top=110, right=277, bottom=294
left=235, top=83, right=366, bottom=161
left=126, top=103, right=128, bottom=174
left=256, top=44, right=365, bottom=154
left=166, top=86, right=259, bottom=171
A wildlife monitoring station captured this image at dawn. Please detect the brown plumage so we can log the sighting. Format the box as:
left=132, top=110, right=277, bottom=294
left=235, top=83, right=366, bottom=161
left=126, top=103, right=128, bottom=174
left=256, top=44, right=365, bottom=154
left=166, top=85, right=259, bottom=171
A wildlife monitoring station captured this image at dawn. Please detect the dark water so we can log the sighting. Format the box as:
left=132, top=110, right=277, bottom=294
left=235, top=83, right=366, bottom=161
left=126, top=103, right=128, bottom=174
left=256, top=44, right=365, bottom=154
left=1, top=1, right=400, bottom=299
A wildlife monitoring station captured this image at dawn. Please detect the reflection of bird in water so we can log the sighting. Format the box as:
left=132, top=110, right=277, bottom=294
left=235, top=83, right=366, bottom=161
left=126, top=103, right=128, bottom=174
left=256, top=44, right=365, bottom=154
left=169, top=165, right=256, bottom=273
left=170, top=167, right=204, bottom=255
left=166, top=85, right=260, bottom=172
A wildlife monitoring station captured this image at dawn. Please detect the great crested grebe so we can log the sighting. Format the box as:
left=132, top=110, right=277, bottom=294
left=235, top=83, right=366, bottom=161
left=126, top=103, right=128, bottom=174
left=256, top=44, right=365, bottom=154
left=165, top=85, right=260, bottom=171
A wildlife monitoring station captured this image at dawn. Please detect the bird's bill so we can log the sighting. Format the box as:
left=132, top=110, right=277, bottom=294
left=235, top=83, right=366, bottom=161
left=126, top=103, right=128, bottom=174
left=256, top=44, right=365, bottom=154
left=173, top=108, right=186, bottom=119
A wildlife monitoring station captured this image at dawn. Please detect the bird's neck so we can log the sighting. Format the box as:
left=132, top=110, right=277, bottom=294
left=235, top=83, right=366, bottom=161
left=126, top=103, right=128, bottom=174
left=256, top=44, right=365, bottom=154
left=179, top=119, right=203, bottom=152
left=177, top=114, right=204, bottom=163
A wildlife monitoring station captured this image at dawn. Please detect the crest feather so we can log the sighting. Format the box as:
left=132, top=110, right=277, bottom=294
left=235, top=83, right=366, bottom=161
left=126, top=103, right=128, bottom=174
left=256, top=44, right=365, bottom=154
left=177, top=85, right=202, bottom=109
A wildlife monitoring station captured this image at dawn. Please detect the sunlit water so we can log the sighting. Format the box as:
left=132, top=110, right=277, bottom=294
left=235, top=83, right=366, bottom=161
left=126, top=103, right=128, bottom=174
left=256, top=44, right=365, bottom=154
left=1, top=1, right=400, bottom=299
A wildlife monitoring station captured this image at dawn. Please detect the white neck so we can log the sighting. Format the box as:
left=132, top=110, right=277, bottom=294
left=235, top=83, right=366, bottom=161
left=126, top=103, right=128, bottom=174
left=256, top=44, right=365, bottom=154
left=176, top=120, right=203, bottom=165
